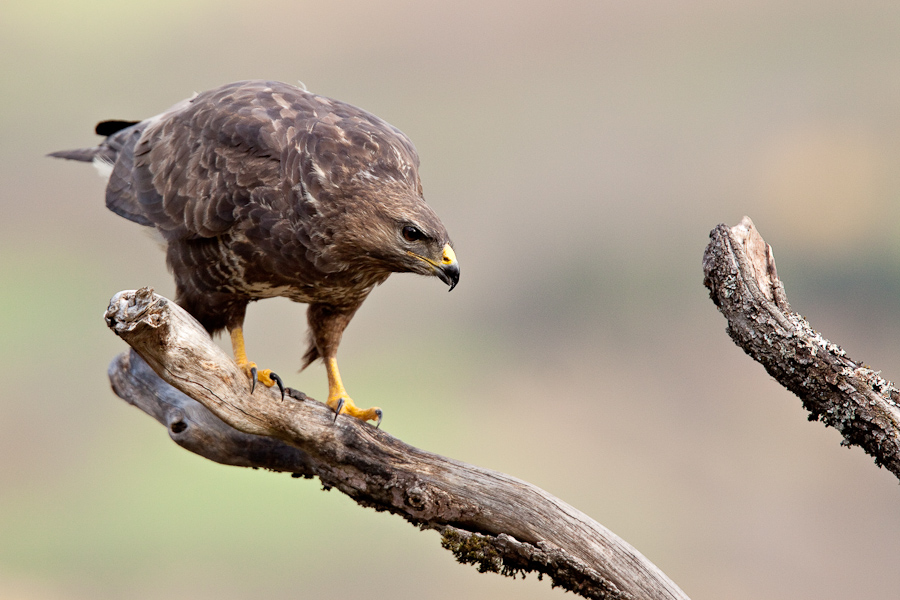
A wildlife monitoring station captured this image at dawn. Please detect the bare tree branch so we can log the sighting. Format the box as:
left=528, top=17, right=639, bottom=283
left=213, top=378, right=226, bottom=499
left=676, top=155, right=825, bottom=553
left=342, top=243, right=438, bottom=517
left=108, top=349, right=316, bottom=475
left=104, top=287, right=690, bottom=600
left=703, top=216, right=900, bottom=479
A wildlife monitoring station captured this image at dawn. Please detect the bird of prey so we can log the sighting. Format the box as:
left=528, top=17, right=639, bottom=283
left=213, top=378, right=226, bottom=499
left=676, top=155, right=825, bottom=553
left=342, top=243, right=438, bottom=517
left=51, top=80, right=460, bottom=426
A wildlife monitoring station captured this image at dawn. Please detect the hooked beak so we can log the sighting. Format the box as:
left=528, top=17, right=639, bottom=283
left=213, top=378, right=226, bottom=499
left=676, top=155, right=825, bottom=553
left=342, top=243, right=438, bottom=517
left=409, top=244, right=460, bottom=291
left=436, top=244, right=460, bottom=291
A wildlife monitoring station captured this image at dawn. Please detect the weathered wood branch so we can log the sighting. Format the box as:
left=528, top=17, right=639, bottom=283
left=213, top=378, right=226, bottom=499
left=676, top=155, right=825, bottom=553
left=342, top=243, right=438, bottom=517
left=108, top=349, right=316, bottom=475
left=703, top=217, right=900, bottom=480
left=104, top=287, right=689, bottom=600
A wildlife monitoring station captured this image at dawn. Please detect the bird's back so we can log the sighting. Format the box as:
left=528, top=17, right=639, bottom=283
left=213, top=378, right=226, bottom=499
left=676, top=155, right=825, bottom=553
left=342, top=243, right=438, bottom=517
left=51, top=80, right=423, bottom=244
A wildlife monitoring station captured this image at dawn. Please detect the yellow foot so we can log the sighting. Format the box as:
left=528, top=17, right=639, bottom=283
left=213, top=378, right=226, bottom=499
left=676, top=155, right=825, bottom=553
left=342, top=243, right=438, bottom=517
left=229, top=326, right=284, bottom=399
left=239, top=361, right=285, bottom=400
left=328, top=395, right=383, bottom=428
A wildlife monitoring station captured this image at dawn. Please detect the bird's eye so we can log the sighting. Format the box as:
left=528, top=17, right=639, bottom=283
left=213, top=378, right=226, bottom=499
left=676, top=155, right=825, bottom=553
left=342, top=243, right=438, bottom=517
left=402, top=225, right=425, bottom=242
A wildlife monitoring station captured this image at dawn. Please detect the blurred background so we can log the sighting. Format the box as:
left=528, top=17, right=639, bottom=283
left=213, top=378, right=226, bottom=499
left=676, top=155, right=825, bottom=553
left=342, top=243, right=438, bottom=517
left=3, top=1, right=900, bottom=598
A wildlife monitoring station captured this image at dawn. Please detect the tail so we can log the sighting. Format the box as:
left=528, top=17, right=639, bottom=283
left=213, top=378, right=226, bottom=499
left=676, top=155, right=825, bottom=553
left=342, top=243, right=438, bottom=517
left=95, top=120, right=140, bottom=136
left=48, top=120, right=140, bottom=163
left=47, top=147, right=101, bottom=162
left=49, top=119, right=153, bottom=227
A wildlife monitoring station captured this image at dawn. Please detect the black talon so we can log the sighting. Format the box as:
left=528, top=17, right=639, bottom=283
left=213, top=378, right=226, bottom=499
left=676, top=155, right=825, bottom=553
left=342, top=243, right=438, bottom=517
left=271, top=372, right=285, bottom=401
left=250, top=366, right=258, bottom=394
left=333, top=397, right=345, bottom=423
left=374, top=408, right=383, bottom=429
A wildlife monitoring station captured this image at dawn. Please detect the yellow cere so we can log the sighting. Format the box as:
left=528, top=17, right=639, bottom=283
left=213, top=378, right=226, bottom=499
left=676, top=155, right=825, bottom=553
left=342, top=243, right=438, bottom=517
left=441, top=244, right=457, bottom=265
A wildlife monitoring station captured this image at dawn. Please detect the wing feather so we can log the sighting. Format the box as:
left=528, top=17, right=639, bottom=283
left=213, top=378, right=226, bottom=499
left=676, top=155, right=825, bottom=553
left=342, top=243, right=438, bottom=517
left=133, top=82, right=289, bottom=240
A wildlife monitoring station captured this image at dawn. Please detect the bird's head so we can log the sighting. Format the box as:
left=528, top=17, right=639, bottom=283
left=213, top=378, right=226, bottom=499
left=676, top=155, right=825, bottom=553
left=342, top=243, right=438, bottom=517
left=347, top=192, right=460, bottom=291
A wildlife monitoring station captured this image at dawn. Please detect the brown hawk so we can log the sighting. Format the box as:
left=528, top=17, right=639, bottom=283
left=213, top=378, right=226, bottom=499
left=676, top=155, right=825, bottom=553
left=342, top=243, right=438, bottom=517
left=51, top=80, right=460, bottom=426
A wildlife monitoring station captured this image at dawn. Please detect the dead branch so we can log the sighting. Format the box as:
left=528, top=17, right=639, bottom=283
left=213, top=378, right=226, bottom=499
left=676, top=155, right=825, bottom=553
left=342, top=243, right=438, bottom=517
left=104, top=287, right=689, bottom=600
left=108, top=349, right=316, bottom=474
left=703, top=217, right=900, bottom=479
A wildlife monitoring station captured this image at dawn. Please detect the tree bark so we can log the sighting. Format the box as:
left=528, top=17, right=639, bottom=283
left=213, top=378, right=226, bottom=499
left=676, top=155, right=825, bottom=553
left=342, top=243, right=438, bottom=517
left=104, top=287, right=689, bottom=600
left=703, top=216, right=900, bottom=480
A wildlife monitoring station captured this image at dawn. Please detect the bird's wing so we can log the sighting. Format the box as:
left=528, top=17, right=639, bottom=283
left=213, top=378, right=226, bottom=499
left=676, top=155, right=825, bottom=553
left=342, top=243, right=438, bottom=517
left=132, top=81, right=298, bottom=241
left=105, top=123, right=155, bottom=226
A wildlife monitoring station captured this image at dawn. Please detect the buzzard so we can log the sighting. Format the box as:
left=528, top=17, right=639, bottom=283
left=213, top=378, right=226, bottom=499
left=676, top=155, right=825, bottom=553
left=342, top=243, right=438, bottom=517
left=52, top=80, right=460, bottom=426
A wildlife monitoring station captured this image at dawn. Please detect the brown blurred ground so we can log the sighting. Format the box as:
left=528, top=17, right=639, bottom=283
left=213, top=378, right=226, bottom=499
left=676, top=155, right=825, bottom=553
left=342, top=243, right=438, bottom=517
left=2, top=1, right=900, bottom=599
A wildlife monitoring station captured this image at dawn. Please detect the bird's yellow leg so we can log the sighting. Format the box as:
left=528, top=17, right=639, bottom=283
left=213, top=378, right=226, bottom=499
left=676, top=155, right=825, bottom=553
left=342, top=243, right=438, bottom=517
left=229, top=326, right=283, bottom=397
left=325, top=356, right=382, bottom=425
